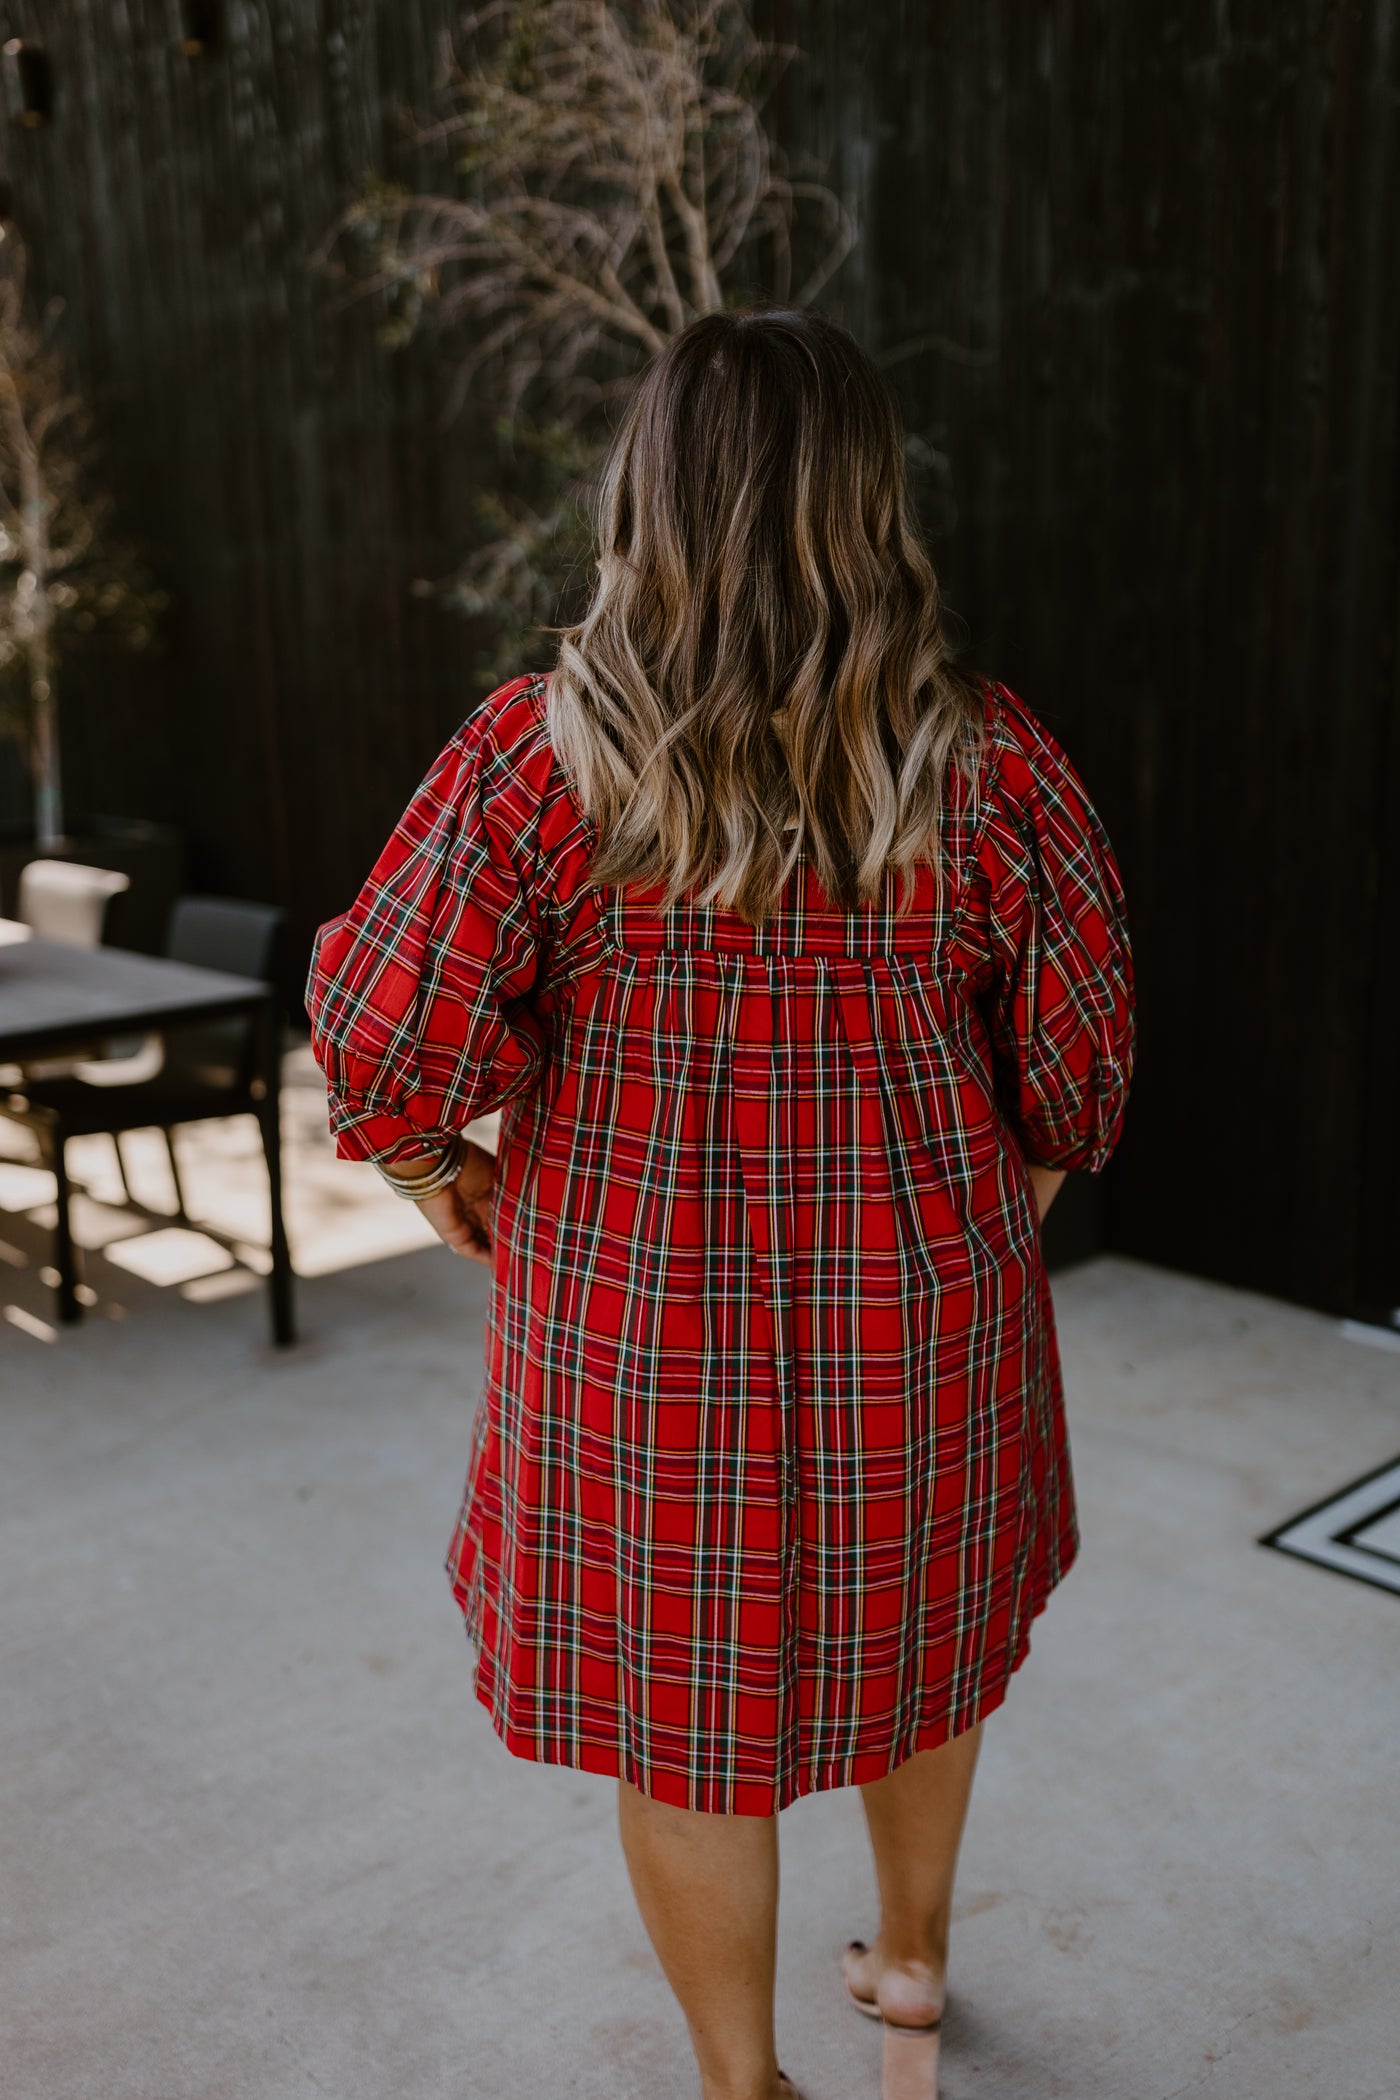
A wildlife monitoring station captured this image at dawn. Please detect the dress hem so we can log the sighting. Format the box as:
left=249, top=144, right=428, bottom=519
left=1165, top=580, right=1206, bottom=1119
left=451, top=1527, right=1077, bottom=1817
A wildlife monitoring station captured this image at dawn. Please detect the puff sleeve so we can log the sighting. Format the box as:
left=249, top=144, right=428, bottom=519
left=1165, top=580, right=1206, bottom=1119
left=974, top=688, right=1136, bottom=1175
left=304, top=695, right=549, bottom=1167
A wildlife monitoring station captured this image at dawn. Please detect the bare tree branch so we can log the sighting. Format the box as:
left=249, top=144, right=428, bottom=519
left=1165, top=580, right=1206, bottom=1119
left=319, top=0, right=855, bottom=676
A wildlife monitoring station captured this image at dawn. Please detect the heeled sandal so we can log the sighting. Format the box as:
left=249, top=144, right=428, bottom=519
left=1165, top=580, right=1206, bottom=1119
left=874, top=2015, right=942, bottom=2100
left=840, top=1941, right=944, bottom=2100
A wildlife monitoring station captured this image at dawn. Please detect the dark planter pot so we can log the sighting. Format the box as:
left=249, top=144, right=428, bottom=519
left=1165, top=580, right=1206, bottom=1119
left=0, top=819, right=186, bottom=955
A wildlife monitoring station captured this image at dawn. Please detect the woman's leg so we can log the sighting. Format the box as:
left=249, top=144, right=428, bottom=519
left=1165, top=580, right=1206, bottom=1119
left=844, top=1720, right=985, bottom=2026
left=617, top=1779, right=785, bottom=2100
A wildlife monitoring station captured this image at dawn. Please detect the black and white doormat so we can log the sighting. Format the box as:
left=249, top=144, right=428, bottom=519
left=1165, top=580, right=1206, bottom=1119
left=1260, top=1454, right=1400, bottom=1597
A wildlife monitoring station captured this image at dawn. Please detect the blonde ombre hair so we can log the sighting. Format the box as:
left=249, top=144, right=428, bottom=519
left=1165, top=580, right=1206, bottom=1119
left=547, top=307, right=986, bottom=925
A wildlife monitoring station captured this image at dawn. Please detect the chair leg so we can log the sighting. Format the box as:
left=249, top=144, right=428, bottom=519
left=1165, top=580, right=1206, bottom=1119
left=112, top=1132, right=136, bottom=1206
left=48, top=1132, right=82, bottom=1325
left=256, top=1000, right=295, bottom=1347
left=163, top=1126, right=190, bottom=1222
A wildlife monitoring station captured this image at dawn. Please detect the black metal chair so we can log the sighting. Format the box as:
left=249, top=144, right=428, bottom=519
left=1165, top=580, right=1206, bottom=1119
left=0, top=897, right=294, bottom=1344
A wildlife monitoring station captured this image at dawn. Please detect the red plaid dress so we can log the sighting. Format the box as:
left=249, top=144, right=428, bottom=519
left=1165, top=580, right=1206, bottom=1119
left=306, top=672, right=1135, bottom=1815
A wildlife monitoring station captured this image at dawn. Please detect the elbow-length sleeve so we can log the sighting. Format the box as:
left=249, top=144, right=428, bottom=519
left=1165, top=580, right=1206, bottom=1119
left=974, top=688, right=1137, bottom=1175
left=304, top=702, right=549, bottom=1168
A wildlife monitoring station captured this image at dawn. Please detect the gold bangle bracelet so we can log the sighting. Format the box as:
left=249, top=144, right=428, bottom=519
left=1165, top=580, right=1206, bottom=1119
left=372, top=1136, right=464, bottom=1200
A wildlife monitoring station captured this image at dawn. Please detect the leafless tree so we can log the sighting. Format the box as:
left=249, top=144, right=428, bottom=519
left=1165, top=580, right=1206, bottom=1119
left=0, top=232, right=163, bottom=848
left=320, top=0, right=855, bottom=678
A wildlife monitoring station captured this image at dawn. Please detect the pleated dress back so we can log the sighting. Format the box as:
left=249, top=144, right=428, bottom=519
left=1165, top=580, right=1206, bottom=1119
left=306, top=671, right=1135, bottom=1814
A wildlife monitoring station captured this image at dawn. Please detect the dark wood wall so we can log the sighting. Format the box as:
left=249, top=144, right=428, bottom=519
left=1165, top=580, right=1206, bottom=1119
left=0, top=1, right=1396, bottom=1321
left=757, top=0, right=1400, bottom=1321
left=0, top=0, right=477, bottom=954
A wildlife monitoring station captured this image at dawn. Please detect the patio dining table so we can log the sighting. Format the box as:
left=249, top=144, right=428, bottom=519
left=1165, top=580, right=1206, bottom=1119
left=0, top=917, right=293, bottom=1343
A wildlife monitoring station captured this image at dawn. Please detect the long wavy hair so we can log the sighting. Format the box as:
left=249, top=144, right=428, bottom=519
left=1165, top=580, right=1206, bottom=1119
left=547, top=307, right=987, bottom=924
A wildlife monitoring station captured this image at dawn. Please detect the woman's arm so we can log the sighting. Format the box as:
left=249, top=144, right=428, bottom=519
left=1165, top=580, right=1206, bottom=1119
left=975, top=689, right=1137, bottom=1187
left=304, top=689, right=552, bottom=1178
left=1028, top=1164, right=1067, bottom=1219
left=385, top=1140, right=498, bottom=1266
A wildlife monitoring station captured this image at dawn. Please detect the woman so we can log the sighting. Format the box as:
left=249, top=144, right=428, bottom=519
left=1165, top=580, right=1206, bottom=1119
left=306, top=307, right=1135, bottom=2100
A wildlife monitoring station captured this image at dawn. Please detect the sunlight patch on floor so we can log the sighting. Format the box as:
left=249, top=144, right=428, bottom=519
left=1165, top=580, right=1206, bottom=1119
left=102, top=1227, right=236, bottom=1286
left=0, top=1161, right=56, bottom=1211
left=4, top=1302, right=55, bottom=1341
left=0, top=1037, right=497, bottom=1328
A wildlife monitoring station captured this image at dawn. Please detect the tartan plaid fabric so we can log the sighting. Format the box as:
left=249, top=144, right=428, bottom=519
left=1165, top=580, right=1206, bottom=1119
left=306, top=671, right=1135, bottom=1814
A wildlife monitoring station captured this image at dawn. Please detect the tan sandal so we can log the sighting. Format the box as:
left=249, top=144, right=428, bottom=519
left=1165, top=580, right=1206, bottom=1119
left=840, top=1941, right=943, bottom=2100
left=877, top=2016, right=941, bottom=2100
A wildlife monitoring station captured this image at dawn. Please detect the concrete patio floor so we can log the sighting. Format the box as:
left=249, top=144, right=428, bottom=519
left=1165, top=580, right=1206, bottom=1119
left=2, top=1044, right=1398, bottom=2099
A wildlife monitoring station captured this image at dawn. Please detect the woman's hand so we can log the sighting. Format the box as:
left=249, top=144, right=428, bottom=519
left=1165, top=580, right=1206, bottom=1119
left=398, top=1139, right=498, bottom=1266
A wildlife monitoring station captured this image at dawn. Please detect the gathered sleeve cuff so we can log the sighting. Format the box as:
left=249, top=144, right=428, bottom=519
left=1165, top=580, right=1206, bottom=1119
left=975, top=688, right=1137, bottom=1175
left=304, top=692, right=549, bottom=1168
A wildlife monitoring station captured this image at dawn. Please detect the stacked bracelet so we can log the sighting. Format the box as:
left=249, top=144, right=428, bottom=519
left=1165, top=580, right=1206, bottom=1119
left=372, top=1134, right=465, bottom=1200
